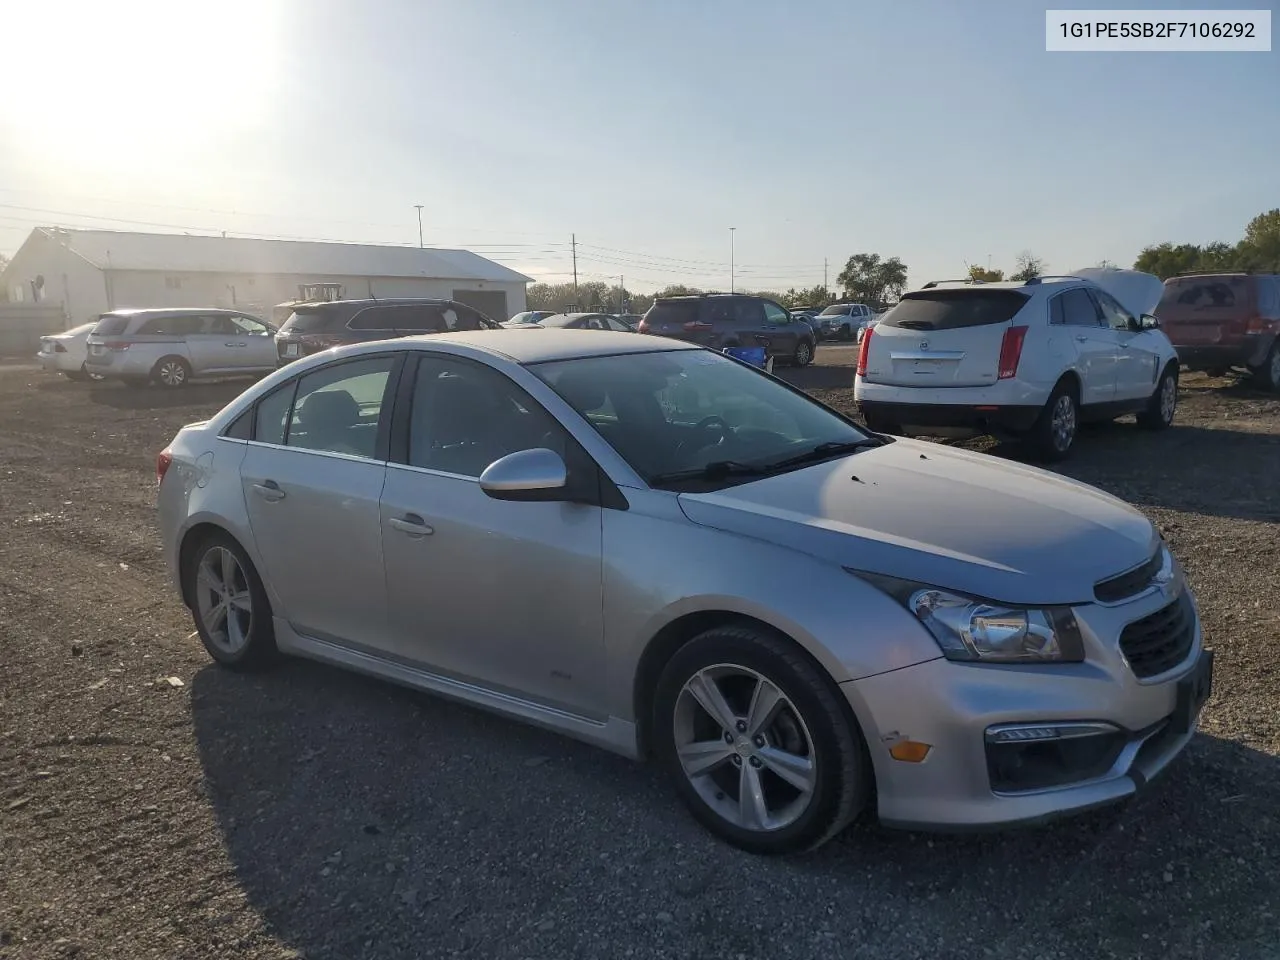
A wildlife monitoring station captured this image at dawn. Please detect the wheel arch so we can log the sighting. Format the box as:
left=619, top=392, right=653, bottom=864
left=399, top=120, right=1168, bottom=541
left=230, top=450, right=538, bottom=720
left=178, top=521, right=252, bottom=609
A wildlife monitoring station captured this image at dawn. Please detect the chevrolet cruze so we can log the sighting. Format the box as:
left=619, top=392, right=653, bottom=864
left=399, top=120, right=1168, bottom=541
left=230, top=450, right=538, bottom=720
left=157, top=330, right=1212, bottom=854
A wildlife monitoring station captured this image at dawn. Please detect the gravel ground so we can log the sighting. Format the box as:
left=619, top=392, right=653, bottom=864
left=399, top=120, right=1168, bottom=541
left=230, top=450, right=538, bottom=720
left=1, top=350, right=1278, bottom=960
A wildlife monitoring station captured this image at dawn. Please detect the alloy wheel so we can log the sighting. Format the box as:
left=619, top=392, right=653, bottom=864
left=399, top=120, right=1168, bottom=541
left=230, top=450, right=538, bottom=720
left=158, top=360, right=187, bottom=387
left=195, top=546, right=253, bottom=654
left=672, top=664, right=817, bottom=833
left=1159, top=374, right=1177, bottom=423
left=1051, top=393, right=1077, bottom=452
left=795, top=341, right=813, bottom=365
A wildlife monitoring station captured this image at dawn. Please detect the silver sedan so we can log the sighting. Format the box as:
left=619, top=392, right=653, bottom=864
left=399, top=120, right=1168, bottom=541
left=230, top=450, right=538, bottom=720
left=157, top=330, right=1211, bottom=854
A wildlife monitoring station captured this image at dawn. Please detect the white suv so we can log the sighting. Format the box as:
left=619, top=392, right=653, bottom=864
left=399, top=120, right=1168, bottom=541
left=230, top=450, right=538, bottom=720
left=854, top=269, right=1178, bottom=460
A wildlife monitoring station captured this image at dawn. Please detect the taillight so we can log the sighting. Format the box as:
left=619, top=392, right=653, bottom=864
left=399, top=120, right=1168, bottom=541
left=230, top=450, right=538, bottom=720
left=998, top=326, right=1029, bottom=380
left=1245, top=316, right=1267, bottom=334
left=856, top=327, right=873, bottom=377
left=156, top=450, right=173, bottom=486
left=105, top=340, right=131, bottom=352
left=637, top=319, right=651, bottom=334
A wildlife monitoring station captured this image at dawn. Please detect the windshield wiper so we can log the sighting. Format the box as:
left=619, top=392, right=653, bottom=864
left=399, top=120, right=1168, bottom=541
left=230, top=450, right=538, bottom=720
left=759, top=439, right=885, bottom=473
left=649, top=460, right=768, bottom=487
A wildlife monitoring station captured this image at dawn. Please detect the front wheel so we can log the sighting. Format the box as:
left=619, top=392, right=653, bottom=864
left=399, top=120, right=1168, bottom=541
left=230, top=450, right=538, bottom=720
left=1137, top=366, right=1177, bottom=429
left=838, top=324, right=852, bottom=341
left=652, top=625, right=870, bottom=855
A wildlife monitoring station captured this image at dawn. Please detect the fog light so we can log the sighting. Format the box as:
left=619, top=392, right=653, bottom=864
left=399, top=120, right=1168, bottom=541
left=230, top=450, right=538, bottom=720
left=985, top=723, right=1126, bottom=793
left=888, top=740, right=932, bottom=763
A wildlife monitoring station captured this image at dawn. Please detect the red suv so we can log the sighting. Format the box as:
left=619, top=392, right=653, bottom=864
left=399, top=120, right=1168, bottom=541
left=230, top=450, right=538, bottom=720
left=1155, top=273, right=1280, bottom=391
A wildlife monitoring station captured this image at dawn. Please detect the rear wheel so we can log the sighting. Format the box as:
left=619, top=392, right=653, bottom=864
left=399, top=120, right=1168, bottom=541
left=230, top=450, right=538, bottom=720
left=184, top=532, right=277, bottom=670
left=653, top=625, right=870, bottom=855
left=1137, top=365, right=1178, bottom=429
left=1027, top=379, right=1078, bottom=461
left=793, top=339, right=814, bottom=367
left=1252, top=345, right=1280, bottom=392
left=153, top=356, right=191, bottom=388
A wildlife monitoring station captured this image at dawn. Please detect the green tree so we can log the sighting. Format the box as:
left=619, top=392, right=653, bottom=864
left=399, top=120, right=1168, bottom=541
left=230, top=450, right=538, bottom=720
left=1010, top=250, right=1046, bottom=282
left=836, top=254, right=908, bottom=304
left=1240, top=208, right=1280, bottom=270
left=780, top=285, right=834, bottom=309
left=967, top=265, right=1005, bottom=282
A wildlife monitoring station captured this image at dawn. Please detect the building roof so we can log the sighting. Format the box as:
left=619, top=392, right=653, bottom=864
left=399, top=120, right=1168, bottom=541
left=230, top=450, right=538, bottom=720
left=33, top=228, right=532, bottom=284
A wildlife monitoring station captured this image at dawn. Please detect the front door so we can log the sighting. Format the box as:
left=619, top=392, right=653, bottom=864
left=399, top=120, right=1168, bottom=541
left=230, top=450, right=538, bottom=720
left=1093, top=290, right=1160, bottom=401
left=239, top=354, right=402, bottom=649
left=1054, top=288, right=1117, bottom=405
left=761, top=300, right=799, bottom=356
left=379, top=353, right=607, bottom=717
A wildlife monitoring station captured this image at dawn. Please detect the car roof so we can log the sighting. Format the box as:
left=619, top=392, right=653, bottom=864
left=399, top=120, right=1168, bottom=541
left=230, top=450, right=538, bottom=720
left=398, top=329, right=700, bottom=364
left=289, top=297, right=455, bottom=310
left=102, top=307, right=251, bottom=317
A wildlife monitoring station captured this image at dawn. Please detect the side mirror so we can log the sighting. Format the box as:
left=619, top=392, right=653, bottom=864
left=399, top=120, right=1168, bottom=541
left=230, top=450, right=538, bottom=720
left=478, top=448, right=568, bottom=501
left=1140, top=313, right=1160, bottom=330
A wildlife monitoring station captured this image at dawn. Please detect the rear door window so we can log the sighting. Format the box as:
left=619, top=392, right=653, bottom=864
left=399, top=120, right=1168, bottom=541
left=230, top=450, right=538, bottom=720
left=1053, top=289, right=1105, bottom=327
left=286, top=356, right=398, bottom=459
left=880, top=290, right=1029, bottom=331
left=347, top=307, right=398, bottom=331
left=389, top=305, right=448, bottom=333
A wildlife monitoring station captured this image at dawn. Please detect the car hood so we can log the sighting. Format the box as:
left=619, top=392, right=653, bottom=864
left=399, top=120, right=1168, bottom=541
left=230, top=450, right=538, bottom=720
left=1072, top=268, right=1164, bottom=318
left=676, top=437, right=1156, bottom=606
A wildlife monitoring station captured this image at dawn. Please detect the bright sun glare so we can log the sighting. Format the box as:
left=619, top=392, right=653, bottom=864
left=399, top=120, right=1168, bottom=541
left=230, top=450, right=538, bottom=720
left=1, top=0, right=280, bottom=151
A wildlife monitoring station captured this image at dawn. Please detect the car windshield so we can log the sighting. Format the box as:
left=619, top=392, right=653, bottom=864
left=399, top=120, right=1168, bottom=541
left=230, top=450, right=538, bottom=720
left=820, top=305, right=852, bottom=316
left=508, top=312, right=548, bottom=324
left=533, top=349, right=875, bottom=488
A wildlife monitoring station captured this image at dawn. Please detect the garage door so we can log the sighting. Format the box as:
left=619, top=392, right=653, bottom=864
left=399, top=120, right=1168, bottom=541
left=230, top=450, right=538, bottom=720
left=452, top=289, right=509, bottom=323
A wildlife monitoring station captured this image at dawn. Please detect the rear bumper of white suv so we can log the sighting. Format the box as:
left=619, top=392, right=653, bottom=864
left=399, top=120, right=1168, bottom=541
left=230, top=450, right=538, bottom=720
left=855, top=379, right=1047, bottom=435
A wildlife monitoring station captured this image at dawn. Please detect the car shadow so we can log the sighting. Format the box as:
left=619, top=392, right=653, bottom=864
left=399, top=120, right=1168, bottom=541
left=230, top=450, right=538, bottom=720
left=86, top=380, right=255, bottom=411
left=191, top=659, right=1280, bottom=959
left=777, top=363, right=855, bottom=392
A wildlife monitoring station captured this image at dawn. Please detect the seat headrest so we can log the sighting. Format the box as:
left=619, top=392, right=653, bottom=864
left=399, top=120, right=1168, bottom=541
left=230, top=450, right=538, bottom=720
left=300, top=389, right=360, bottom=428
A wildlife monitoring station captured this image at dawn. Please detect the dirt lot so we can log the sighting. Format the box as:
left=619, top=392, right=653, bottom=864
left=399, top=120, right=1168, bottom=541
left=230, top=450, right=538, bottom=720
left=2, top=350, right=1279, bottom=960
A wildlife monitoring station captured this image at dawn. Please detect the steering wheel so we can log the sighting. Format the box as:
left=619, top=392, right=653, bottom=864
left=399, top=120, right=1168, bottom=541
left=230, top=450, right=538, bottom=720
left=677, top=415, right=732, bottom=455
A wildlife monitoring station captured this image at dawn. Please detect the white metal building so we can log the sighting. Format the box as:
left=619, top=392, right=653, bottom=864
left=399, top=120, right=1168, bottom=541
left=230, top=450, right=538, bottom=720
left=1, top=228, right=531, bottom=326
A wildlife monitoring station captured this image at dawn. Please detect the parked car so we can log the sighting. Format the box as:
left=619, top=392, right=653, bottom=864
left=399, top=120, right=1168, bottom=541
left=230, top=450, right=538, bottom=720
left=502, top=312, right=635, bottom=332
left=36, top=321, right=103, bottom=381
left=506, top=310, right=558, bottom=327
left=617, top=313, right=643, bottom=330
left=816, top=303, right=875, bottom=341
left=854, top=269, right=1177, bottom=460
left=637, top=293, right=816, bottom=366
left=1154, top=272, right=1280, bottom=391
left=789, top=309, right=822, bottom=338
left=275, top=298, right=500, bottom=367
left=84, top=309, right=279, bottom=388
left=159, top=329, right=1210, bottom=854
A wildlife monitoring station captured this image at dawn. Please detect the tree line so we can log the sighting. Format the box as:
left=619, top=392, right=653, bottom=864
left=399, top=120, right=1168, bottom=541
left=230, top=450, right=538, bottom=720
left=1133, top=209, right=1280, bottom=279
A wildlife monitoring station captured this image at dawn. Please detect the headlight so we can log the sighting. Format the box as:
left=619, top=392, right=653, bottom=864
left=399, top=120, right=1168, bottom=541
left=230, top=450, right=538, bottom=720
left=850, top=572, right=1085, bottom=663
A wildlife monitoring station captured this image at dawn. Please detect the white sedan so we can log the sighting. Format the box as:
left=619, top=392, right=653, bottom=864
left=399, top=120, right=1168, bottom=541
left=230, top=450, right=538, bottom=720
left=36, top=322, right=103, bottom=381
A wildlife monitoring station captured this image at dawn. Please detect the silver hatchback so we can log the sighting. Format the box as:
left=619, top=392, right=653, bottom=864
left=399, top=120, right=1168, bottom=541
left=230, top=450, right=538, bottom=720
left=86, top=308, right=278, bottom=387
left=157, top=331, right=1212, bottom=854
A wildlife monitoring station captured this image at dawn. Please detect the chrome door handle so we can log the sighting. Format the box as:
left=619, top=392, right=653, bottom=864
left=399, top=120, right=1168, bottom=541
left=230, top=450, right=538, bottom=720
left=389, top=514, right=433, bottom=537
left=251, top=480, right=286, bottom=502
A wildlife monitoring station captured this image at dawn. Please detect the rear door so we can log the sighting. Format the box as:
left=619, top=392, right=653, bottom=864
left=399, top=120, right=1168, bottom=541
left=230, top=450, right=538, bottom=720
left=1052, top=288, right=1117, bottom=405
left=1155, top=275, right=1252, bottom=349
left=239, top=353, right=402, bottom=648
left=860, top=289, right=1029, bottom=387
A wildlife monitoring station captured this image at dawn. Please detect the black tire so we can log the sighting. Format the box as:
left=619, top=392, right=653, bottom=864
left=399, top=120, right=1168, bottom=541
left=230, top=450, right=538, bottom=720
left=652, top=624, right=871, bottom=855
left=838, top=324, right=852, bottom=341
left=1137, top=365, right=1178, bottom=430
left=1027, top=378, right=1079, bottom=462
left=183, top=531, right=278, bottom=671
left=1251, top=345, right=1280, bottom=393
left=861, top=411, right=898, bottom=435
left=152, top=356, right=192, bottom=388
left=793, top=338, right=815, bottom=367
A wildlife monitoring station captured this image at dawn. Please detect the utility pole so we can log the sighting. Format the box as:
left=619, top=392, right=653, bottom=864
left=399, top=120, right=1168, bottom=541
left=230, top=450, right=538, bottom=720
left=823, top=257, right=828, bottom=291
left=414, top=205, right=424, bottom=248
left=729, top=227, right=736, bottom=294
left=571, top=233, right=578, bottom=299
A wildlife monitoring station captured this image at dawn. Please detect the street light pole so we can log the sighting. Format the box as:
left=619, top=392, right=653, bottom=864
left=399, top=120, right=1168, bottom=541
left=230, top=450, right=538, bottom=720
left=414, top=205, right=424, bottom=248
left=729, top=227, right=736, bottom=294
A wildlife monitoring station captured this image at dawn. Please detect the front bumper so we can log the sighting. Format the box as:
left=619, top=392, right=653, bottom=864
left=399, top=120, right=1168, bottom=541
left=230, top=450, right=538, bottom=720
left=843, top=595, right=1207, bottom=831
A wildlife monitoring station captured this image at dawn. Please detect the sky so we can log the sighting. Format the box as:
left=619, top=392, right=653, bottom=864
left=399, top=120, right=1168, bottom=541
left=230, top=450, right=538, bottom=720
left=1, top=0, right=1277, bottom=293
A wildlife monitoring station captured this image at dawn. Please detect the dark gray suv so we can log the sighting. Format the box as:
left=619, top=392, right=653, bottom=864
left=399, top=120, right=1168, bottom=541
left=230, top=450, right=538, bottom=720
left=274, top=298, right=501, bottom=366
left=636, top=294, right=816, bottom=366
